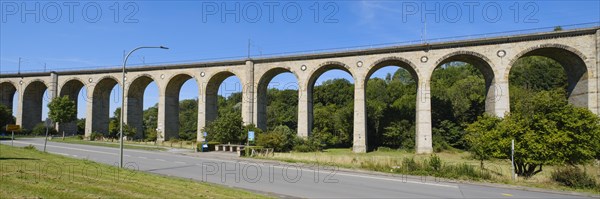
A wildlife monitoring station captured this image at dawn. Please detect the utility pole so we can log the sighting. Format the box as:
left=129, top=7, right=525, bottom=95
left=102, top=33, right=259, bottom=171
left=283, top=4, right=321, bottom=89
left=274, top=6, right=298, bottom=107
left=422, top=15, right=427, bottom=43
left=511, top=139, right=515, bottom=181
left=247, top=39, right=251, bottom=59
left=44, top=63, right=47, bottom=72
left=18, top=57, right=21, bottom=74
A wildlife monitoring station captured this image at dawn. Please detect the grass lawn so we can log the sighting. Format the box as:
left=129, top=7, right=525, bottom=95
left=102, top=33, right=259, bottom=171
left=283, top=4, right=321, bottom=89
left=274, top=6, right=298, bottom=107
left=50, top=137, right=169, bottom=151
left=256, top=148, right=600, bottom=194
left=0, top=144, right=270, bottom=198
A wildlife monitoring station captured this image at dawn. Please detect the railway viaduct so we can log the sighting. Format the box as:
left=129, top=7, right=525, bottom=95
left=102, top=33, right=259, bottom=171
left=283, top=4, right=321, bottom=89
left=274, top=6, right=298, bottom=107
left=1, top=27, right=599, bottom=153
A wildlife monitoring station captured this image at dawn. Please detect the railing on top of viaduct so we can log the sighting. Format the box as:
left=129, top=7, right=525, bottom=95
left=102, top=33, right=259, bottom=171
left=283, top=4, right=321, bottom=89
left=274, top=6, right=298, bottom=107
left=0, top=23, right=599, bottom=77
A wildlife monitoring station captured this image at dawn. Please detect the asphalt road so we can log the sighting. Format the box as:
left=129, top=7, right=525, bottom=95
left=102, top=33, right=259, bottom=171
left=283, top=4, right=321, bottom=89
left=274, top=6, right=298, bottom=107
left=1, top=138, right=596, bottom=198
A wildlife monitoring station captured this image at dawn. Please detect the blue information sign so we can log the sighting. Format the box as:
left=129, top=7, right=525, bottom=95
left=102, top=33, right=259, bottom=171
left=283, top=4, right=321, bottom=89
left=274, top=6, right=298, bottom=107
left=248, top=131, right=255, bottom=142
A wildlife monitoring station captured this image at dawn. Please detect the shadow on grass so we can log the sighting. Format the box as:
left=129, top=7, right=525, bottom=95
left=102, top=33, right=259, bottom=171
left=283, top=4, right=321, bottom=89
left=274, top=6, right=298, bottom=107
left=0, top=157, right=40, bottom=161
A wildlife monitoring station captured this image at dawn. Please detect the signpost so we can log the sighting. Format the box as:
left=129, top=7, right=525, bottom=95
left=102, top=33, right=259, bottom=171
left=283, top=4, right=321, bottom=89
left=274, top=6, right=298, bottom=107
left=6, top=124, right=20, bottom=146
left=511, top=139, right=515, bottom=181
left=44, top=119, right=52, bottom=152
left=202, top=132, right=207, bottom=152
left=248, top=131, right=255, bottom=145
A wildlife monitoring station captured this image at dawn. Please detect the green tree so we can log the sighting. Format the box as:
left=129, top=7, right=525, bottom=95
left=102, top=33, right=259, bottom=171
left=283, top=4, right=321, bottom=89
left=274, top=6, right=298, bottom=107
left=143, top=104, right=158, bottom=140
left=256, top=125, right=295, bottom=152
left=382, top=120, right=415, bottom=149
left=204, top=112, right=244, bottom=144
left=76, top=118, right=85, bottom=135
left=509, top=56, right=567, bottom=92
left=48, top=96, right=77, bottom=139
left=267, top=89, right=298, bottom=131
left=466, top=90, right=600, bottom=177
left=179, top=99, right=198, bottom=140
left=0, top=104, right=15, bottom=133
left=108, top=108, right=122, bottom=140
left=464, top=114, right=502, bottom=168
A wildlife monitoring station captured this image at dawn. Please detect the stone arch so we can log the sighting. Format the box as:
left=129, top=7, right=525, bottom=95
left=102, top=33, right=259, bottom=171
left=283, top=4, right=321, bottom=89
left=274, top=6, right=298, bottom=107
left=0, top=81, right=18, bottom=112
left=22, top=79, right=49, bottom=91
left=22, top=80, right=48, bottom=131
left=307, top=61, right=353, bottom=89
left=506, top=44, right=589, bottom=107
left=367, top=56, right=420, bottom=83
left=126, top=74, right=160, bottom=138
left=91, top=76, right=120, bottom=135
left=203, top=71, right=240, bottom=124
left=256, top=67, right=300, bottom=131
left=58, top=78, right=86, bottom=135
left=434, top=51, right=495, bottom=84
left=59, top=78, right=86, bottom=100
left=163, top=73, right=199, bottom=139
left=506, top=44, right=588, bottom=77
left=303, top=61, right=354, bottom=138
left=364, top=57, right=419, bottom=150
left=433, top=51, right=497, bottom=114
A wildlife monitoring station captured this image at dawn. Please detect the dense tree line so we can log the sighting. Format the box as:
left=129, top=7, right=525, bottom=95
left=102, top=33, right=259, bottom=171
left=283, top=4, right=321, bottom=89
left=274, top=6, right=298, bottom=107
left=80, top=56, right=586, bottom=152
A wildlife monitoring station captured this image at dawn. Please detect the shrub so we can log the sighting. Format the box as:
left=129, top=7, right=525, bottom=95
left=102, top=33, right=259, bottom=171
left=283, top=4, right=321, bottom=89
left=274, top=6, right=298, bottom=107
left=89, top=132, right=103, bottom=141
left=428, top=154, right=442, bottom=172
left=23, top=144, right=36, bottom=150
left=292, top=136, right=322, bottom=152
left=144, top=129, right=158, bottom=142
left=390, top=157, right=491, bottom=180
left=244, top=146, right=264, bottom=157
left=551, top=166, right=598, bottom=189
left=402, top=157, right=420, bottom=172
left=256, top=125, right=295, bottom=152
left=32, top=123, right=57, bottom=136
left=20, top=128, right=31, bottom=135
left=376, top=146, right=395, bottom=152
left=178, top=131, right=196, bottom=141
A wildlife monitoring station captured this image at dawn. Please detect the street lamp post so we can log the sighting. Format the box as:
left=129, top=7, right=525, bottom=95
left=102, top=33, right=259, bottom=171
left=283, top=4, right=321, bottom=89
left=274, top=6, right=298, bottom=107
left=120, top=46, right=168, bottom=168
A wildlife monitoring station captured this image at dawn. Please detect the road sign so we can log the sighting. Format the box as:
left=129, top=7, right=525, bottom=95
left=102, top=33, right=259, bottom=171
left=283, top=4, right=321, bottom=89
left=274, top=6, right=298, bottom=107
left=248, top=131, right=255, bottom=142
left=45, top=118, right=53, bottom=127
left=6, top=124, right=20, bottom=131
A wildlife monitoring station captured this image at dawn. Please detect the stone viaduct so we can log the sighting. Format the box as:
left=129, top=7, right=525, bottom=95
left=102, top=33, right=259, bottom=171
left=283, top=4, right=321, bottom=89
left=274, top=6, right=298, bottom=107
left=1, top=27, right=599, bottom=153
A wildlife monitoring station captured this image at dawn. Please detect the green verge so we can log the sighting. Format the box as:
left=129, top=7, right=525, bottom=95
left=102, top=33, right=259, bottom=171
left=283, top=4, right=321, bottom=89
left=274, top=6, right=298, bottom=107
left=0, top=144, right=270, bottom=198
left=50, top=137, right=168, bottom=151
left=253, top=148, right=600, bottom=195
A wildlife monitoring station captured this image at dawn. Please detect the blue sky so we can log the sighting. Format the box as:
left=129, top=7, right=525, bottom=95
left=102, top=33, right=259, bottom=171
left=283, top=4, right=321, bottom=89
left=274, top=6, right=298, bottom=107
left=1, top=0, right=599, bottom=118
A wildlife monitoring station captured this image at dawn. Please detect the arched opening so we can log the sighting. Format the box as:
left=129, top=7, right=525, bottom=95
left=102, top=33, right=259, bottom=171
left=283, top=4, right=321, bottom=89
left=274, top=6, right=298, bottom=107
left=0, top=82, right=17, bottom=132
left=204, top=71, right=243, bottom=123
left=508, top=46, right=587, bottom=109
left=91, top=77, right=120, bottom=138
left=256, top=68, right=299, bottom=132
left=59, top=79, right=86, bottom=136
left=365, top=58, right=418, bottom=151
left=430, top=53, right=494, bottom=151
left=307, top=63, right=354, bottom=148
left=127, top=75, right=159, bottom=140
left=164, top=74, right=200, bottom=140
left=22, top=81, right=48, bottom=131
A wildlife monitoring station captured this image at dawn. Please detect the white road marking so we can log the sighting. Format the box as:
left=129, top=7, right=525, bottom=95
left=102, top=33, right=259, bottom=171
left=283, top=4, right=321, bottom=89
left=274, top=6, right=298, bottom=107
left=334, top=172, right=458, bottom=188
left=138, top=156, right=148, bottom=159
left=174, top=161, right=186, bottom=164
left=155, top=159, right=166, bottom=162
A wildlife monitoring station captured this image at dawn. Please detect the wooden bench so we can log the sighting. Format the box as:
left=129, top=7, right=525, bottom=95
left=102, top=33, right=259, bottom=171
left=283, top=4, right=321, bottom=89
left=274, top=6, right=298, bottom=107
left=215, top=144, right=245, bottom=152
